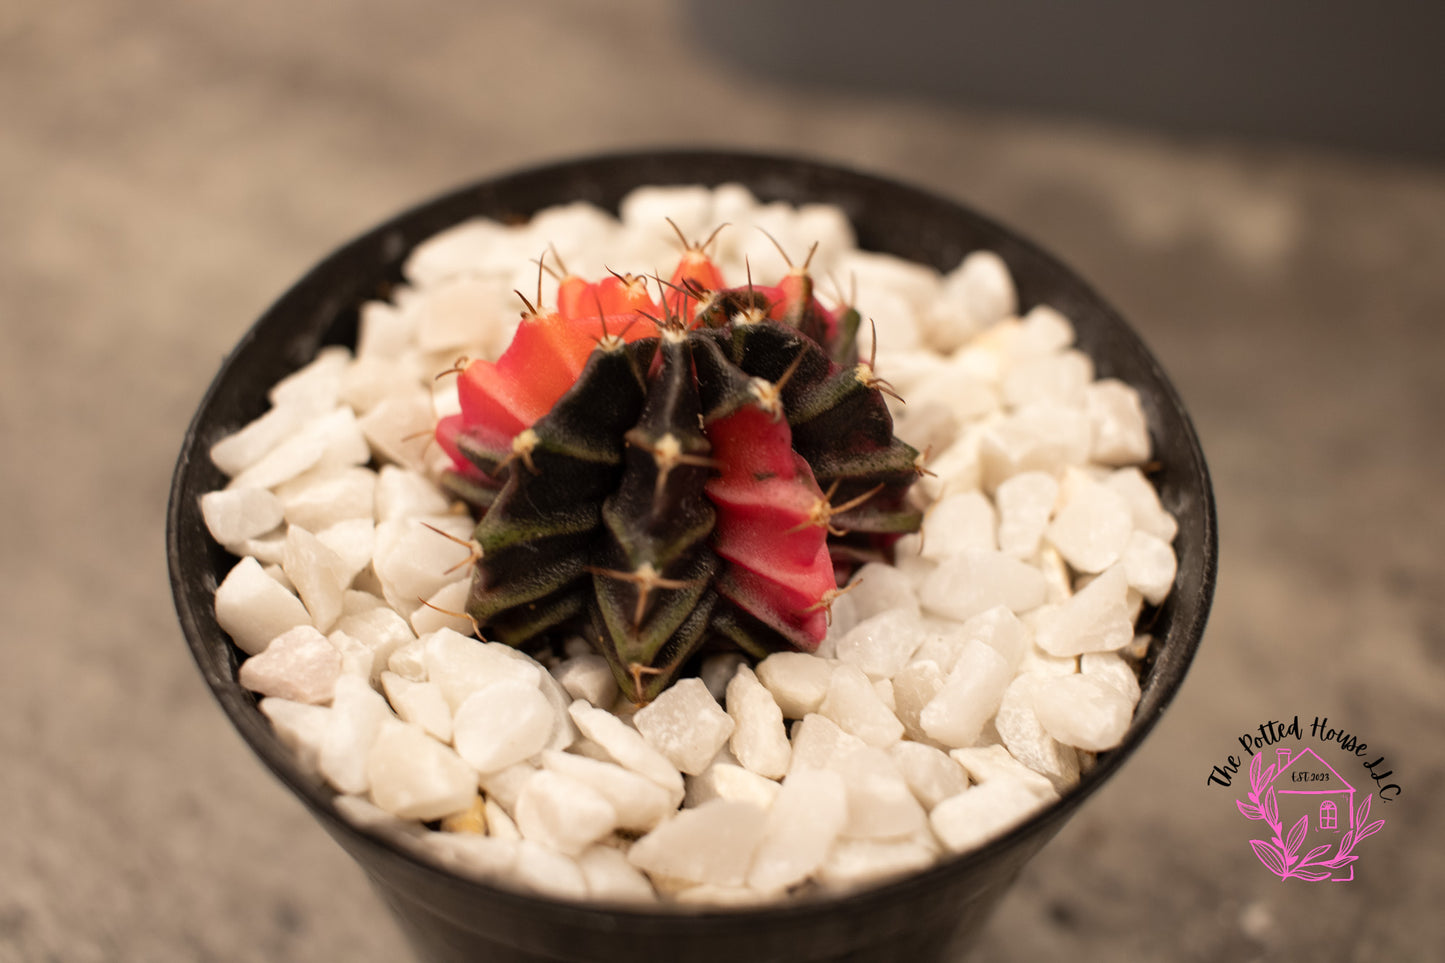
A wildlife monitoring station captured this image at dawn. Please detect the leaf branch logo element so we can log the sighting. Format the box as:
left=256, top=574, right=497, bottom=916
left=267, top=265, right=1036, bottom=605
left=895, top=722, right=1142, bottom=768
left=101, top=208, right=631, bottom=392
left=1236, top=752, right=1383, bottom=881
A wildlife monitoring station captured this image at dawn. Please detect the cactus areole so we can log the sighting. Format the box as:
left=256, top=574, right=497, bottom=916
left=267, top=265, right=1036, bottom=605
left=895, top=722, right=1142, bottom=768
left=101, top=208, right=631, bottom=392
left=435, top=230, right=923, bottom=703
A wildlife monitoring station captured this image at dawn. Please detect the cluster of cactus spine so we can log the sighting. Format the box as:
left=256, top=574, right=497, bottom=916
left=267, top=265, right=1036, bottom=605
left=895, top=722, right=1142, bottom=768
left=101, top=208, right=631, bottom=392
left=435, top=225, right=922, bottom=702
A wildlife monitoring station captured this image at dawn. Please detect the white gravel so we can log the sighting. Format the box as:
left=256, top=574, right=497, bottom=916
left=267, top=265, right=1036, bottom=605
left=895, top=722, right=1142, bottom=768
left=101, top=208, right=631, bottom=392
left=205, top=184, right=1178, bottom=906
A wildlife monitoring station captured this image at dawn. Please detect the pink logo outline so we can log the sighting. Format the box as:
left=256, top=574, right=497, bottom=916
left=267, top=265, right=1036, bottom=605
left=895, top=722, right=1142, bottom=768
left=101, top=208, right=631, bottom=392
left=1237, top=747, right=1384, bottom=881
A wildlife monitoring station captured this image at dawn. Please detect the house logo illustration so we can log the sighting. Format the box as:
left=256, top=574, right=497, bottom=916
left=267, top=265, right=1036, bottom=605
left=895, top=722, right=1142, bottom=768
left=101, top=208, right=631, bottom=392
left=1236, top=745, right=1384, bottom=882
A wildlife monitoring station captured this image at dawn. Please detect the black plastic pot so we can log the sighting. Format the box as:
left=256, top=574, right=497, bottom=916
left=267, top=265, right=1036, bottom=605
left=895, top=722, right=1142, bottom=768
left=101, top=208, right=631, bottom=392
left=167, top=150, right=1217, bottom=963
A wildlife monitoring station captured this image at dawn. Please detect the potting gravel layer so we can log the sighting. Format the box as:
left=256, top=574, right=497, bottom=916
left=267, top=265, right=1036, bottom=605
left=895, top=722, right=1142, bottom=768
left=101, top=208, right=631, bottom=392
left=203, top=184, right=1177, bottom=905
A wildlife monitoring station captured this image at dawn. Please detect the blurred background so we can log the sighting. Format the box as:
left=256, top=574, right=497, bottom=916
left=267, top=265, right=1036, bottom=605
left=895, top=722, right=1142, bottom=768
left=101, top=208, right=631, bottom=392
left=2, top=1, right=1442, bottom=960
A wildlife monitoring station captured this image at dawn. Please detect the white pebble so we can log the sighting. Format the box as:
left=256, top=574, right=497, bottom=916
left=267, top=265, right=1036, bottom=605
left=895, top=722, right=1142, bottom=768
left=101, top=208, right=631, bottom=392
left=577, top=846, right=657, bottom=903
left=961, top=605, right=1031, bottom=672
left=237, top=533, right=287, bottom=566
left=1033, top=565, right=1133, bottom=656
left=844, top=562, right=920, bottom=620
left=504, top=648, right=577, bottom=753
left=282, top=526, right=352, bottom=633
left=1121, top=530, right=1177, bottom=604
left=355, top=299, right=417, bottom=358
left=684, top=762, right=781, bottom=812
left=1049, top=477, right=1133, bottom=580
left=747, top=769, right=847, bottom=893
left=832, top=745, right=927, bottom=839
left=1080, top=651, right=1142, bottom=707
left=415, top=276, right=509, bottom=352
left=993, top=676, right=1081, bottom=793
left=995, top=471, right=1059, bottom=559
left=374, top=465, right=453, bottom=522
left=1002, top=350, right=1093, bottom=409
left=627, top=800, right=768, bottom=888
left=476, top=762, right=537, bottom=813
left=619, top=185, right=715, bottom=240
left=358, top=391, right=434, bottom=473
left=540, top=750, right=679, bottom=832
left=633, top=679, right=735, bottom=776
left=890, top=660, right=946, bottom=744
left=215, top=556, right=312, bottom=655
left=919, top=549, right=1046, bottom=622
left=402, top=218, right=513, bottom=286
left=259, top=697, right=330, bottom=771
left=483, top=800, right=521, bottom=841
left=818, top=665, right=903, bottom=749
left=834, top=607, right=926, bottom=680
left=920, top=428, right=984, bottom=500
left=452, top=681, right=554, bottom=774
left=979, top=404, right=1092, bottom=492
left=316, top=519, right=375, bottom=587
left=786, top=714, right=866, bottom=776
left=888, top=741, right=970, bottom=810
left=513, top=841, right=589, bottom=900
left=1035, top=545, right=1074, bottom=603
left=568, top=701, right=684, bottom=794
left=380, top=673, right=453, bottom=742
left=515, top=770, right=618, bottom=855
left=276, top=466, right=376, bottom=532
left=424, top=629, right=542, bottom=711
left=373, top=516, right=474, bottom=615
left=409, top=580, right=473, bottom=637
left=335, top=606, right=416, bottom=686
left=755, top=652, right=834, bottom=719
left=1018, top=641, right=1079, bottom=677
left=210, top=404, right=314, bottom=478
left=930, top=780, right=1049, bottom=853
left=320, top=675, right=394, bottom=795
left=366, top=720, right=476, bottom=821
left=920, top=491, right=997, bottom=559
left=726, top=666, right=792, bottom=779
left=948, top=744, right=1057, bottom=799
left=1106, top=467, right=1178, bottom=542
left=1032, top=674, right=1133, bottom=751
left=953, top=250, right=1016, bottom=330
left=341, top=356, right=417, bottom=414
left=201, top=487, right=284, bottom=546
left=920, top=640, right=1012, bottom=749
left=423, top=834, right=518, bottom=884
left=552, top=654, right=619, bottom=708
left=228, top=409, right=362, bottom=490
left=912, top=619, right=967, bottom=673
left=1016, top=305, right=1075, bottom=355
left=238, top=625, right=341, bottom=704
left=1086, top=380, right=1151, bottom=465
left=817, top=836, right=937, bottom=890
left=386, top=637, right=428, bottom=682
left=269, top=347, right=350, bottom=411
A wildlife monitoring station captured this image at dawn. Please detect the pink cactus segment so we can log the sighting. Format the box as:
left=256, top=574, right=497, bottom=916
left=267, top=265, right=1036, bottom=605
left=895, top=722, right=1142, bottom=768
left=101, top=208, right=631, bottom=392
left=667, top=250, right=728, bottom=323
left=457, top=314, right=576, bottom=429
left=720, top=554, right=831, bottom=650
left=766, top=274, right=808, bottom=319
left=706, top=472, right=824, bottom=569
left=455, top=307, right=656, bottom=446
left=558, top=274, right=660, bottom=323
left=435, top=413, right=512, bottom=480
left=704, top=403, right=833, bottom=648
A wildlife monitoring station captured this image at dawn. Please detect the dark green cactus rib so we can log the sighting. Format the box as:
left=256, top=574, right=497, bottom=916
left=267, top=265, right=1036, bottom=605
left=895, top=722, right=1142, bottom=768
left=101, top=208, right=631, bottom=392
left=589, top=331, right=722, bottom=703
left=466, top=337, right=652, bottom=643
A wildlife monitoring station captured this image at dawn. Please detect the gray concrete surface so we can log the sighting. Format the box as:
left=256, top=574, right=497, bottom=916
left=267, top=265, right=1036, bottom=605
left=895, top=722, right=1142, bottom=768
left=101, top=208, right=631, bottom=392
left=2, top=1, right=1441, bottom=960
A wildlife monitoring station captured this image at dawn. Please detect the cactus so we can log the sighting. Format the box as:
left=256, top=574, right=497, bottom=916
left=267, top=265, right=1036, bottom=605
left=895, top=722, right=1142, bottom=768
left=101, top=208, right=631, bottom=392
left=436, top=230, right=922, bottom=702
